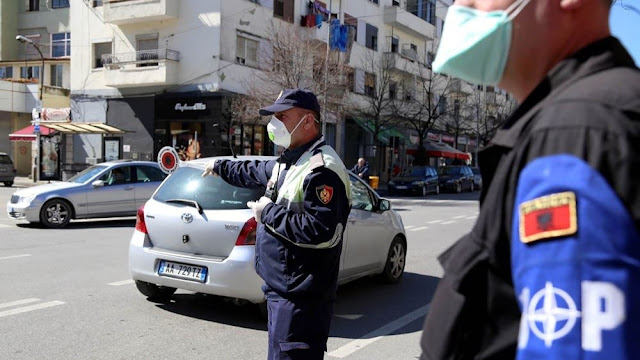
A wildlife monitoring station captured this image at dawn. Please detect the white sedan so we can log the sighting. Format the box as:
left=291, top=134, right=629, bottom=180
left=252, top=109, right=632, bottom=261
left=128, top=156, right=407, bottom=307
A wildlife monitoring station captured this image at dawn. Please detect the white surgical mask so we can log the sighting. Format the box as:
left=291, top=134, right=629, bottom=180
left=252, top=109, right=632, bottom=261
left=267, top=114, right=306, bottom=148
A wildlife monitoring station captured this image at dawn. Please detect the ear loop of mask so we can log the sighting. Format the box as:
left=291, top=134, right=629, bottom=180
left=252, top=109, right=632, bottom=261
left=506, top=0, right=531, bottom=21
left=289, top=114, right=307, bottom=137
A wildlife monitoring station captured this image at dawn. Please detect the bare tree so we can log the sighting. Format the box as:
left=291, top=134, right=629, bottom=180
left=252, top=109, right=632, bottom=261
left=466, top=86, right=519, bottom=147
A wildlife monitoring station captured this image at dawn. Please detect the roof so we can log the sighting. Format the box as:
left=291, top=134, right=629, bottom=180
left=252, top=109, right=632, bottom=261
left=9, top=122, right=127, bottom=141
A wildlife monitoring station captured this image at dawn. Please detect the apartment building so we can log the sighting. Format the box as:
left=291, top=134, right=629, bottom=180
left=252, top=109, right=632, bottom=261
left=0, top=0, right=71, bottom=176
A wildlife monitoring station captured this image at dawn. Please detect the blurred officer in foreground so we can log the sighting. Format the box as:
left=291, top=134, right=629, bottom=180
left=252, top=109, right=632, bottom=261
left=203, top=89, right=351, bottom=360
left=420, top=0, right=640, bottom=358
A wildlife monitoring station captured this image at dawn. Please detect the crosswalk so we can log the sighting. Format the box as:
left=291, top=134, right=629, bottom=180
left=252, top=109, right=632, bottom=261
left=404, top=213, right=478, bottom=232
left=0, top=298, right=65, bottom=318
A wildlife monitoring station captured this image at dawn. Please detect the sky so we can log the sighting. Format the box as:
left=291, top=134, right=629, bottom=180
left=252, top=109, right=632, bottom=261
left=610, top=1, right=640, bottom=65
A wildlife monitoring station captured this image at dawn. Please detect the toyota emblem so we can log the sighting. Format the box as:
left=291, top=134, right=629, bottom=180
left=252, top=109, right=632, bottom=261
left=181, top=213, right=193, bottom=224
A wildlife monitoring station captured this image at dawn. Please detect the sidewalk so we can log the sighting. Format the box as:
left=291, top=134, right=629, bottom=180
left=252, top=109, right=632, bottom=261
left=13, top=176, right=59, bottom=188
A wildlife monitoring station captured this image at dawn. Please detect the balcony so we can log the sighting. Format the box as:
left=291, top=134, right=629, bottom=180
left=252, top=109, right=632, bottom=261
left=384, top=52, right=423, bottom=77
left=448, top=79, right=472, bottom=96
left=383, top=5, right=435, bottom=40
left=102, top=49, right=180, bottom=87
left=103, top=0, right=178, bottom=25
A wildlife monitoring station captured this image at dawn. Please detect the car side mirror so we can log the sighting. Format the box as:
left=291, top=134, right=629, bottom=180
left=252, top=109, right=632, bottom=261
left=379, top=199, right=391, bottom=212
left=92, top=180, right=105, bottom=187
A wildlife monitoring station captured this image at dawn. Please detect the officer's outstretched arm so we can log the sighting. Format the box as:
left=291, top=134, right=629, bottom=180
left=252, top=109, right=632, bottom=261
left=260, top=168, right=348, bottom=248
left=213, top=159, right=275, bottom=189
left=511, top=155, right=640, bottom=359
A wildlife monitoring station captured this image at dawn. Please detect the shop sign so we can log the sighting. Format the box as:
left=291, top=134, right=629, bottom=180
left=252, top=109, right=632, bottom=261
left=174, top=103, right=207, bottom=112
left=42, top=108, right=71, bottom=122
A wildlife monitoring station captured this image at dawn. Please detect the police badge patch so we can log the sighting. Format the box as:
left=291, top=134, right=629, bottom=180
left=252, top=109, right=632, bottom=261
left=316, top=185, right=334, bottom=204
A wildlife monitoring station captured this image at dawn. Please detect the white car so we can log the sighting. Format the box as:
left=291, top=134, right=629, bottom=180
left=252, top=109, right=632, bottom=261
left=128, top=156, right=407, bottom=307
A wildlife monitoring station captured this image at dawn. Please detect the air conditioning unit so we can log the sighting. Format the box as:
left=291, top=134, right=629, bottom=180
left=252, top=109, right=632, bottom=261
left=86, top=157, right=98, bottom=165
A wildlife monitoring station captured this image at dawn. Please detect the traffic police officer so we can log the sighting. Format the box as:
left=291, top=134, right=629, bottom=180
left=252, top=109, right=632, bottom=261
left=203, top=89, right=351, bottom=360
left=420, top=0, right=640, bottom=358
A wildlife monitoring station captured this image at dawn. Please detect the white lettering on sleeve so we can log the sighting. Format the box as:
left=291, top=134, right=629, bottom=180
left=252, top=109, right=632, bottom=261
left=581, top=281, right=625, bottom=351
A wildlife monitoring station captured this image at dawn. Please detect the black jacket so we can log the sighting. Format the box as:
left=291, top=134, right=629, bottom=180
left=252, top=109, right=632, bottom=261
left=421, top=37, right=640, bottom=359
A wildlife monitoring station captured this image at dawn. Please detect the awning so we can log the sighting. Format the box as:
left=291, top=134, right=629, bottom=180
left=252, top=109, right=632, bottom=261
left=352, top=118, right=406, bottom=145
left=9, top=123, right=127, bottom=142
left=407, top=141, right=471, bottom=160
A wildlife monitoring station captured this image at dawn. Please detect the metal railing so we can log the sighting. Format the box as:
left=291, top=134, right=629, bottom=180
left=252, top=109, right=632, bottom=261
left=101, top=49, right=180, bottom=67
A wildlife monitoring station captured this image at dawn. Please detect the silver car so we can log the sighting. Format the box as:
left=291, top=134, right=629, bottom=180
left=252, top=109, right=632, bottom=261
left=6, top=160, right=167, bottom=228
left=129, top=156, right=407, bottom=306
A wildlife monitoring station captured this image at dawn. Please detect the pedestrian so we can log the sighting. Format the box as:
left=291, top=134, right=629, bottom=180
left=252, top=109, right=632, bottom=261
left=202, top=88, right=351, bottom=360
left=350, top=157, right=369, bottom=180
left=421, top=0, right=640, bottom=359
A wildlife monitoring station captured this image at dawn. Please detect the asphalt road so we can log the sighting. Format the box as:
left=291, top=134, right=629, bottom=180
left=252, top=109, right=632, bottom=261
left=0, top=184, right=479, bottom=360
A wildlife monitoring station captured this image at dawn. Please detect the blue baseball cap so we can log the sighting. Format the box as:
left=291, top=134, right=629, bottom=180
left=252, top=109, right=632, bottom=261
left=259, top=88, right=322, bottom=116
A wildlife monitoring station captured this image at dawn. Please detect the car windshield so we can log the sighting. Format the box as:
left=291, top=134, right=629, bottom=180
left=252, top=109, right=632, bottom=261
left=67, top=165, right=108, bottom=183
left=0, top=155, right=12, bottom=164
left=402, top=167, right=426, bottom=177
left=153, top=166, right=263, bottom=210
left=439, top=167, right=463, bottom=176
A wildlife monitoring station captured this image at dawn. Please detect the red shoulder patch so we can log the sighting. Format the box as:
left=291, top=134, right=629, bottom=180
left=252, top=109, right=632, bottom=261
left=316, top=185, right=334, bottom=204
left=519, top=191, right=577, bottom=243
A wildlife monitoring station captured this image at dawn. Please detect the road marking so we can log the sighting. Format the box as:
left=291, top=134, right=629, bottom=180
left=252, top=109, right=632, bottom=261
left=465, top=216, right=477, bottom=220
left=0, top=224, right=13, bottom=228
left=108, top=279, right=134, bottom=286
left=327, top=304, right=429, bottom=358
left=0, top=298, right=40, bottom=310
left=409, top=226, right=428, bottom=232
left=0, top=254, right=31, bottom=261
left=0, top=300, right=65, bottom=318
left=403, top=225, right=415, bottom=229
left=428, top=220, right=443, bottom=224
left=453, top=216, right=466, bottom=219
left=441, top=221, right=456, bottom=225
left=335, top=314, right=363, bottom=320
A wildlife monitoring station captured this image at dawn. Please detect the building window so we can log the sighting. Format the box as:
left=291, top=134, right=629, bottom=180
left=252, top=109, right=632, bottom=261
left=365, top=72, right=376, bottom=97
left=438, top=96, right=447, bottom=114
left=137, top=34, right=159, bottom=67
left=427, top=52, right=435, bottom=67
left=390, top=36, right=399, bottom=53
left=365, top=24, right=378, bottom=51
left=20, top=66, right=40, bottom=82
left=408, top=0, right=436, bottom=25
left=93, top=0, right=102, bottom=6
left=344, top=13, right=357, bottom=40
left=28, top=0, right=39, bottom=11
left=93, top=42, right=112, bottom=68
left=273, top=0, right=294, bottom=23
left=52, top=0, right=69, bottom=8
left=0, top=66, right=13, bottom=79
left=51, top=32, right=71, bottom=57
left=50, top=64, right=63, bottom=87
left=389, top=82, right=397, bottom=99
left=236, top=34, right=259, bottom=68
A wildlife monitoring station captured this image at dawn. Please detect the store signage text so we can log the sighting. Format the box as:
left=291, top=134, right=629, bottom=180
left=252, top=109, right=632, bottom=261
left=174, top=103, right=207, bottom=112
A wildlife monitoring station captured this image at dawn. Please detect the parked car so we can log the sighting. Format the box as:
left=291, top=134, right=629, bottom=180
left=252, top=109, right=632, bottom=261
left=471, top=167, right=482, bottom=190
left=6, top=160, right=167, bottom=228
left=387, top=166, right=439, bottom=196
left=0, top=152, right=16, bottom=187
left=438, top=165, right=475, bottom=193
left=128, top=156, right=407, bottom=309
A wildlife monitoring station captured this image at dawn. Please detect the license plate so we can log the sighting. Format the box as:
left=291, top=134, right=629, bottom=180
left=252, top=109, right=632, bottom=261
left=396, top=186, right=407, bottom=189
left=158, top=260, right=207, bottom=282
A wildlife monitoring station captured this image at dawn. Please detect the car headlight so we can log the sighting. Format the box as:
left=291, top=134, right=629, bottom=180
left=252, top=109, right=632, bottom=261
left=447, top=179, right=456, bottom=183
left=20, top=194, right=37, bottom=204
left=411, top=181, right=424, bottom=186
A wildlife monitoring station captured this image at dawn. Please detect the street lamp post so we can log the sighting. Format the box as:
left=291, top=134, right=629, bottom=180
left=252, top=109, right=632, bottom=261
left=16, top=35, right=45, bottom=183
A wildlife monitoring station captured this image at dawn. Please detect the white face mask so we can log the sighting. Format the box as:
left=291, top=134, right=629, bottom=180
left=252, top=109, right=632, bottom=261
left=267, top=114, right=306, bottom=148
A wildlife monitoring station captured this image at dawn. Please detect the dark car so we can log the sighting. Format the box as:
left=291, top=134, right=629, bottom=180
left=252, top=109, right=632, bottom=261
left=471, top=167, right=482, bottom=190
left=438, top=165, right=475, bottom=193
left=388, top=166, right=439, bottom=196
left=0, top=152, right=16, bottom=187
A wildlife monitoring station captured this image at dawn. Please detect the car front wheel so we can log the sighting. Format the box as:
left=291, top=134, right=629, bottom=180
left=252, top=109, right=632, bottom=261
left=39, top=199, right=72, bottom=228
left=435, top=184, right=440, bottom=195
left=456, top=182, right=462, bottom=193
left=4, top=181, right=13, bottom=187
left=379, top=236, right=406, bottom=284
left=134, top=280, right=176, bottom=300
left=422, top=185, right=428, bottom=197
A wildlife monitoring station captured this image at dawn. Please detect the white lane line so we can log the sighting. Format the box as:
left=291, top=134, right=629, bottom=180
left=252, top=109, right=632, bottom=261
left=465, top=216, right=477, bottom=220
left=441, top=221, right=456, bottom=225
left=0, top=298, right=40, bottom=310
left=108, top=279, right=134, bottom=286
left=0, top=254, right=31, bottom=261
left=409, top=226, right=428, bottom=232
left=327, top=304, right=429, bottom=358
left=0, top=301, right=65, bottom=318
left=0, top=224, right=13, bottom=228
left=453, top=216, right=466, bottom=219
left=427, top=220, right=443, bottom=224
left=403, top=225, right=416, bottom=229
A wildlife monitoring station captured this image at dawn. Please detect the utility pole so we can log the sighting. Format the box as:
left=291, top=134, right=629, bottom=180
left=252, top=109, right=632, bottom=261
left=322, top=0, right=333, bottom=136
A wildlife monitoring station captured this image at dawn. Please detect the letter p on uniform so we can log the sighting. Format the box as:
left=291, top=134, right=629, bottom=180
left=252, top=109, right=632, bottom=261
left=581, top=281, right=626, bottom=351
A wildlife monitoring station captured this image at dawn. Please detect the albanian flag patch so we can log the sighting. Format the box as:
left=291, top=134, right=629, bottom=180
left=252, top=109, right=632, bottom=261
left=316, top=185, right=334, bottom=204
left=519, top=191, right=577, bottom=243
